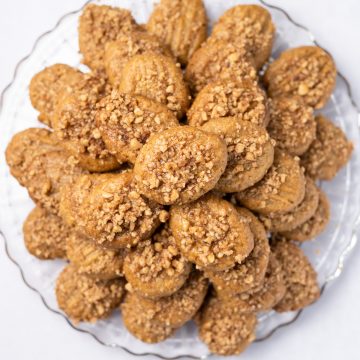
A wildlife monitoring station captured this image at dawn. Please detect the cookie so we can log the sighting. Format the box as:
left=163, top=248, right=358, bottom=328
left=209, top=5, right=275, bottom=69
left=96, top=91, right=178, bottom=164
left=29, top=64, right=83, bottom=127
left=104, top=30, right=172, bottom=86
left=146, top=0, right=207, bottom=65
left=53, top=73, right=120, bottom=172
left=185, top=41, right=257, bottom=95
left=78, top=4, right=137, bottom=70
left=301, top=114, right=353, bottom=180
left=264, top=46, right=337, bottom=109
left=187, top=79, right=269, bottom=128
left=267, top=96, right=316, bottom=156
left=77, top=171, right=164, bottom=249
left=124, top=271, right=208, bottom=328
left=236, top=149, right=306, bottom=215
left=205, top=207, right=270, bottom=296
left=198, top=296, right=257, bottom=356
left=23, top=206, right=69, bottom=260
left=279, top=190, right=330, bottom=242
left=66, top=232, right=126, bottom=280
left=134, top=126, right=228, bottom=205
left=272, top=241, right=320, bottom=312
left=123, top=224, right=191, bottom=299
left=170, top=195, right=254, bottom=271
left=56, top=264, right=125, bottom=323
left=260, top=177, right=320, bottom=233
left=202, top=117, right=274, bottom=192
left=118, top=53, right=190, bottom=119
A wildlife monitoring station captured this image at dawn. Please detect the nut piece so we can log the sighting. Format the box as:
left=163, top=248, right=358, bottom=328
left=146, top=0, right=207, bottom=65
left=209, top=5, right=275, bottom=69
left=134, top=126, right=228, bottom=205
left=187, top=79, right=269, bottom=128
left=236, top=149, right=306, bottom=216
left=118, top=53, right=190, bottom=119
left=202, top=117, right=274, bottom=192
left=170, top=195, right=254, bottom=271
left=264, top=46, right=337, bottom=109
left=301, top=114, right=353, bottom=180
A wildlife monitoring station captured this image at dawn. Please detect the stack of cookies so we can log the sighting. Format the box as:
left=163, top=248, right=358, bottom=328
left=5, top=1, right=353, bottom=356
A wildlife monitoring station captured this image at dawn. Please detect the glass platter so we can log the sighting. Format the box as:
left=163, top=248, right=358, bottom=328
left=0, top=0, right=359, bottom=358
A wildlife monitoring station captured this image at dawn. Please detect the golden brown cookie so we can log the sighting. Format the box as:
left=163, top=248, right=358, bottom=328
left=123, top=224, right=191, bottom=299
left=272, top=241, right=320, bottom=312
left=77, top=171, right=164, bottom=249
left=29, top=64, right=83, bottom=127
left=134, top=126, right=228, bottom=205
left=146, top=0, right=207, bottom=65
left=187, top=79, right=269, bottom=127
left=267, top=96, right=316, bottom=156
left=170, top=195, right=254, bottom=271
left=205, top=207, right=270, bottom=296
left=104, top=30, right=173, bottom=86
left=124, top=271, right=208, bottom=328
left=260, top=177, right=320, bottom=233
left=279, top=190, right=330, bottom=242
left=209, top=5, right=275, bottom=69
left=301, top=114, right=353, bottom=180
left=198, top=296, right=257, bottom=356
left=23, top=206, right=69, bottom=260
left=78, top=4, right=137, bottom=70
left=202, top=117, right=274, bottom=192
left=236, top=149, right=306, bottom=215
left=53, top=73, right=120, bottom=172
left=66, top=232, right=126, bottom=280
left=96, top=91, right=178, bottom=164
left=185, top=41, right=257, bottom=95
left=264, top=46, right=337, bottom=109
left=56, top=264, right=125, bottom=323
left=217, top=253, right=286, bottom=312
left=118, top=53, right=190, bottom=119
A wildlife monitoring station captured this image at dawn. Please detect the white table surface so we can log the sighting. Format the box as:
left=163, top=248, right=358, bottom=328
left=1, top=1, right=360, bottom=359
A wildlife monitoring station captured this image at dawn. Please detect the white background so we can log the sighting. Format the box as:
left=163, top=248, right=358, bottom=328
left=1, top=1, right=360, bottom=359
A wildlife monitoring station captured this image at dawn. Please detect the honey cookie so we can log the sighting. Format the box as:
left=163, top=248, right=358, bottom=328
left=118, top=53, right=190, bottom=119
left=66, top=232, right=126, bottom=280
left=202, top=117, right=274, bottom=193
left=29, top=64, right=83, bottom=127
left=123, top=224, right=192, bottom=299
left=272, top=241, right=320, bottom=312
left=209, top=5, right=275, bottom=69
left=53, top=73, right=120, bottom=172
left=185, top=41, right=257, bottom=95
left=23, top=206, right=69, bottom=260
left=78, top=171, right=164, bottom=249
left=96, top=91, right=178, bottom=164
left=78, top=4, right=137, bottom=70
left=279, top=190, right=330, bottom=242
left=124, top=271, right=208, bottom=328
left=301, top=114, right=353, bottom=180
left=134, top=126, right=227, bottom=205
left=264, top=46, right=337, bottom=109
left=198, top=296, right=257, bottom=356
left=205, top=207, right=270, bottom=296
left=267, top=96, right=316, bottom=156
left=104, top=30, right=172, bottom=86
left=217, top=253, right=286, bottom=312
left=56, top=264, right=125, bottom=323
left=146, top=0, right=207, bottom=65
left=236, top=149, right=306, bottom=215
left=187, top=79, right=269, bottom=128
left=260, top=177, right=319, bottom=233
left=170, top=195, right=254, bottom=271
